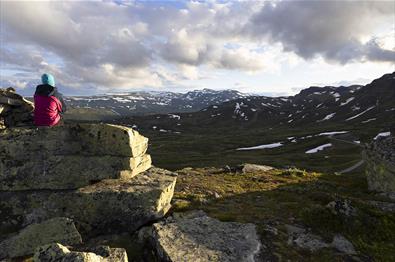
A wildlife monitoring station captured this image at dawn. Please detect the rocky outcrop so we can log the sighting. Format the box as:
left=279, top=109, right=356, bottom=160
left=286, top=224, right=356, bottom=255
left=222, top=163, right=274, bottom=174
left=140, top=211, right=262, bottom=262
left=34, top=243, right=128, bottom=262
left=0, top=167, right=176, bottom=236
left=0, top=87, right=34, bottom=129
left=0, top=217, right=82, bottom=259
left=363, top=136, right=395, bottom=193
left=0, top=120, right=177, bottom=259
left=0, top=124, right=151, bottom=190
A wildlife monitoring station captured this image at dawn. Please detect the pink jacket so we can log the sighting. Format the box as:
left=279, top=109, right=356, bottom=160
left=34, top=95, right=63, bottom=126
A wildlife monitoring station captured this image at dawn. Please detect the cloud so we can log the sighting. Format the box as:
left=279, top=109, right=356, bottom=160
left=0, top=0, right=394, bottom=94
left=246, top=1, right=395, bottom=63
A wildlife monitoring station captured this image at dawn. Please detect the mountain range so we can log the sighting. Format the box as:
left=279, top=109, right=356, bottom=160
left=102, top=72, right=394, bottom=171
left=111, top=72, right=394, bottom=132
left=64, top=88, right=248, bottom=117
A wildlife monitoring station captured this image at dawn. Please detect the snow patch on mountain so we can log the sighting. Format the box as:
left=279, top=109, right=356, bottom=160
left=340, top=97, right=354, bottom=106
left=236, top=142, right=283, bottom=151
left=346, top=106, right=375, bottom=121
left=318, top=113, right=336, bottom=122
left=305, top=143, right=332, bottom=154
left=374, top=131, right=391, bottom=140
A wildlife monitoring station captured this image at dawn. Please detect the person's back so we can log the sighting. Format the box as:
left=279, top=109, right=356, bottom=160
left=34, top=73, right=66, bottom=126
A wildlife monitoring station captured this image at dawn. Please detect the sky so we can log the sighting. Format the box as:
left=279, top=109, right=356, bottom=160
left=1, top=0, right=394, bottom=96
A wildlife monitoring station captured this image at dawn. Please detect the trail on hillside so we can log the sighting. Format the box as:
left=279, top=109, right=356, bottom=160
left=338, top=160, right=365, bottom=174
left=329, top=136, right=364, bottom=174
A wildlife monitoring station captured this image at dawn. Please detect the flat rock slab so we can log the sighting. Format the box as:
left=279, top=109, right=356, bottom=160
left=0, top=154, right=151, bottom=190
left=0, top=167, right=177, bottom=236
left=34, top=243, right=128, bottom=262
left=0, top=123, right=148, bottom=158
left=146, top=211, right=261, bottom=262
left=0, top=217, right=82, bottom=259
left=240, top=163, right=274, bottom=173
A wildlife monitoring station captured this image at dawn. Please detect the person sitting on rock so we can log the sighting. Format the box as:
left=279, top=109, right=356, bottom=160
left=34, top=73, right=67, bottom=126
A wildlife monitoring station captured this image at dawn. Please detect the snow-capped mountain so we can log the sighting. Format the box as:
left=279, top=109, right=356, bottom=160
left=65, top=89, right=248, bottom=116
left=112, top=72, right=394, bottom=135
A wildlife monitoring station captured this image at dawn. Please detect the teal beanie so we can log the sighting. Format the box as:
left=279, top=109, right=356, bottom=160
left=41, top=73, right=56, bottom=87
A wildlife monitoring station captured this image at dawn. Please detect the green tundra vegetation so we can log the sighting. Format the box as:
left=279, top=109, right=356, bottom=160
left=171, top=167, right=395, bottom=261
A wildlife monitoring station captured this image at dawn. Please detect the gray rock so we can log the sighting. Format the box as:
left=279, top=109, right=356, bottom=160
left=331, top=235, right=356, bottom=255
left=0, top=167, right=177, bottom=236
left=144, top=211, right=262, bottom=262
left=326, top=199, right=357, bottom=217
left=0, top=124, right=152, bottom=190
left=222, top=163, right=274, bottom=174
left=0, top=88, right=34, bottom=128
left=367, top=200, right=395, bottom=212
left=34, top=243, right=128, bottom=262
left=0, top=217, right=82, bottom=259
left=286, top=224, right=329, bottom=252
left=286, top=225, right=358, bottom=255
left=363, top=136, right=395, bottom=193
left=0, top=154, right=151, bottom=190
left=240, top=163, right=274, bottom=173
left=0, top=123, right=148, bottom=159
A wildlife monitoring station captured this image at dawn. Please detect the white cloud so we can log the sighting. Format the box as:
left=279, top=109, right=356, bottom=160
left=0, top=0, right=394, bottom=94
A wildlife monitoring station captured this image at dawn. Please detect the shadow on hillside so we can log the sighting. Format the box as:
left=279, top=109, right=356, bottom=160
left=171, top=172, right=395, bottom=261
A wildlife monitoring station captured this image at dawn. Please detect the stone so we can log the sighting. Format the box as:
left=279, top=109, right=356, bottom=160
left=0, top=88, right=34, bottom=128
left=222, top=163, right=274, bottom=174
left=0, top=154, right=152, bottom=190
left=366, top=200, right=395, bottom=212
left=286, top=224, right=329, bottom=252
left=0, top=124, right=148, bottom=158
left=142, top=211, right=262, bottom=262
left=286, top=225, right=358, bottom=254
left=0, top=217, right=82, bottom=259
left=33, top=243, right=128, bottom=262
left=0, top=117, right=5, bottom=129
left=1, top=124, right=152, bottom=190
left=0, top=104, right=11, bottom=115
left=331, top=235, right=356, bottom=255
left=363, top=136, right=395, bottom=193
left=0, top=96, right=25, bottom=106
left=239, top=163, right=274, bottom=173
left=0, top=167, right=177, bottom=236
left=326, top=199, right=357, bottom=217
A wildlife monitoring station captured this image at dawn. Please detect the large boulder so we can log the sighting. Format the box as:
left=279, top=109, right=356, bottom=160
left=34, top=243, right=128, bottom=262
left=0, top=167, right=177, bottom=236
left=0, top=123, right=148, bottom=158
left=0, top=124, right=151, bottom=190
left=0, top=87, right=34, bottom=128
left=363, top=136, right=395, bottom=192
left=0, top=154, right=151, bottom=190
left=0, top=217, right=82, bottom=259
left=141, top=211, right=262, bottom=262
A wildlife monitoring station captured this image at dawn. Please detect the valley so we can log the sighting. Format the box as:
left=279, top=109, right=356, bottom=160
left=97, top=72, right=394, bottom=173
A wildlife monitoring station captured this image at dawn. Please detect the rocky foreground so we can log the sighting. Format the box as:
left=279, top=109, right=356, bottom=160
left=0, top=123, right=178, bottom=260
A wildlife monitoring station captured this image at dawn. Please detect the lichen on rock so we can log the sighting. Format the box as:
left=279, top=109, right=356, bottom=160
left=140, top=211, right=262, bottom=262
left=0, top=217, right=82, bottom=259
left=363, top=136, right=395, bottom=193
left=33, top=243, right=128, bottom=262
left=0, top=124, right=151, bottom=190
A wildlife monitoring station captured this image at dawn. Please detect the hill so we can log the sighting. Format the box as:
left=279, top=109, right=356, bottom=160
left=107, top=72, right=395, bottom=171
left=63, top=88, right=248, bottom=117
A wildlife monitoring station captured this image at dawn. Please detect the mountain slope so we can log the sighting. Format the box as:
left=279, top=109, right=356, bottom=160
left=64, top=89, right=248, bottom=116
left=114, top=72, right=394, bottom=132
left=107, top=72, right=394, bottom=171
